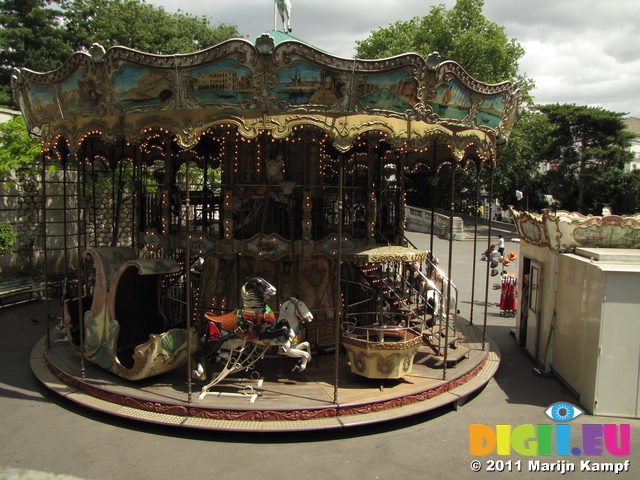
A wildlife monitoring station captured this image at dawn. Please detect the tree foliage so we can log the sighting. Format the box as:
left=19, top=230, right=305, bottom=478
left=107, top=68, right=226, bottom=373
left=0, top=116, right=42, bottom=176
left=61, top=0, right=240, bottom=54
left=537, top=104, right=635, bottom=214
left=0, top=0, right=73, bottom=106
left=356, top=0, right=528, bottom=88
left=492, top=109, right=553, bottom=211
left=0, top=221, right=18, bottom=254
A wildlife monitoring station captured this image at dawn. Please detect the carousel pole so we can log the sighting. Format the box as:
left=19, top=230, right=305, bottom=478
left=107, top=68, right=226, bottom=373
left=91, top=160, right=97, bottom=247
left=482, top=154, right=495, bottom=350
left=442, top=156, right=457, bottom=381
left=333, top=154, right=344, bottom=406
left=429, top=139, right=437, bottom=256
left=185, top=158, right=193, bottom=402
left=469, top=162, right=480, bottom=326
left=63, top=157, right=69, bottom=283
left=112, top=144, right=125, bottom=246
left=42, top=150, right=51, bottom=348
left=88, top=139, right=96, bottom=247
left=132, top=148, right=140, bottom=254
left=76, top=150, right=86, bottom=378
left=111, top=145, right=117, bottom=246
left=82, top=154, right=89, bottom=249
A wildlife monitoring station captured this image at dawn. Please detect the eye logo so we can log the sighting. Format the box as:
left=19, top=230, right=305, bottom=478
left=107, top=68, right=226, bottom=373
left=544, top=402, right=584, bottom=422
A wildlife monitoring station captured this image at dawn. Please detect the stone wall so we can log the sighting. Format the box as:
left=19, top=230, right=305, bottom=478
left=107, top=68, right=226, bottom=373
left=0, top=168, right=132, bottom=276
left=405, top=206, right=466, bottom=239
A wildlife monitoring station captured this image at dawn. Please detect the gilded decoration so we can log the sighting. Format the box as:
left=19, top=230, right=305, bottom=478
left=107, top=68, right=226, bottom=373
left=342, top=245, right=428, bottom=263
left=342, top=328, right=423, bottom=379
left=12, top=33, right=519, bottom=152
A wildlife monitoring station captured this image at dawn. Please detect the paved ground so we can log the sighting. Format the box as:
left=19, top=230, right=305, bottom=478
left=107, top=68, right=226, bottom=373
left=1, top=228, right=639, bottom=480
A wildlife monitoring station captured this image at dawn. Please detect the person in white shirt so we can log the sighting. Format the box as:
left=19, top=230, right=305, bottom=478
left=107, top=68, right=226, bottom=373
left=496, top=235, right=505, bottom=256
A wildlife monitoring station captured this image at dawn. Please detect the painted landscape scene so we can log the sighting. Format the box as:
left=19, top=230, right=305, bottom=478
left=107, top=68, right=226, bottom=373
left=113, top=64, right=174, bottom=107
left=429, top=80, right=472, bottom=121
left=187, top=58, right=253, bottom=105
left=275, top=60, right=342, bottom=106
left=476, top=94, right=506, bottom=128
left=59, top=71, right=99, bottom=116
left=27, top=83, right=56, bottom=123
left=358, top=71, right=419, bottom=113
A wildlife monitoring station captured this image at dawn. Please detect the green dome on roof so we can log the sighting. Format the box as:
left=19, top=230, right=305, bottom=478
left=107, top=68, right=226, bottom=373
left=250, top=30, right=332, bottom=55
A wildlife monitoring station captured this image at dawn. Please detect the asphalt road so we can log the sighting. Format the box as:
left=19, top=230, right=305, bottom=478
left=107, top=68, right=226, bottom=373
left=2, top=230, right=639, bottom=480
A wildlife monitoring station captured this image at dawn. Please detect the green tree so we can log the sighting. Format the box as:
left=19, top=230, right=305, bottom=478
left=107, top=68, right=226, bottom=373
left=492, top=109, right=552, bottom=212
left=0, top=0, right=73, bottom=107
left=0, top=115, right=42, bottom=177
left=356, top=0, right=528, bottom=88
left=538, top=104, right=634, bottom=214
left=585, top=169, right=640, bottom=215
left=61, top=0, right=240, bottom=54
left=0, top=222, right=17, bottom=254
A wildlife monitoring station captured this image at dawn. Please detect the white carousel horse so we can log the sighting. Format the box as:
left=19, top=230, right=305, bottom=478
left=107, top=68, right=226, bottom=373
left=197, top=297, right=313, bottom=399
left=419, top=275, right=458, bottom=320
left=275, top=0, right=292, bottom=32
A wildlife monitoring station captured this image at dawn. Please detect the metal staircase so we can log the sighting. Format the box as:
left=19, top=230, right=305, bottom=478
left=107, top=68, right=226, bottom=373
left=354, top=259, right=465, bottom=361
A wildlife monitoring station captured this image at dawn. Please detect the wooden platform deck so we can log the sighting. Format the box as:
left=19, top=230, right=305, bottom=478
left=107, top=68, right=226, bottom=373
left=31, top=319, right=500, bottom=432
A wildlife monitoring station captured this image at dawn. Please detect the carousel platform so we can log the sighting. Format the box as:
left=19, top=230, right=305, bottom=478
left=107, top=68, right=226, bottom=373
left=31, top=319, right=499, bottom=432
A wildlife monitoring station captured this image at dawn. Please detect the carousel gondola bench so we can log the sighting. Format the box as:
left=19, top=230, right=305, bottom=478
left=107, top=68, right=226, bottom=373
left=305, top=318, right=338, bottom=364
left=0, top=272, right=76, bottom=309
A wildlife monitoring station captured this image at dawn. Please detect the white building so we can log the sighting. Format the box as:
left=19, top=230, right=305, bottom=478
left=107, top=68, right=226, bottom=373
left=624, top=117, right=640, bottom=172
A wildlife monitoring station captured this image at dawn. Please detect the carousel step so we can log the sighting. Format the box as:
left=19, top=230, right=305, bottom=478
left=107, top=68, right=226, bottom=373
left=427, top=324, right=456, bottom=337
left=432, top=346, right=470, bottom=367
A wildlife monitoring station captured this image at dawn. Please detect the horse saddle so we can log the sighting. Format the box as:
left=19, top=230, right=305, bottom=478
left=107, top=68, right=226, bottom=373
left=203, top=308, right=277, bottom=340
left=204, top=310, right=239, bottom=332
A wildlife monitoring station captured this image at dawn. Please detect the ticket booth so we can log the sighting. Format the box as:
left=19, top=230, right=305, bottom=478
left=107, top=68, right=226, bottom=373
left=513, top=209, right=640, bottom=418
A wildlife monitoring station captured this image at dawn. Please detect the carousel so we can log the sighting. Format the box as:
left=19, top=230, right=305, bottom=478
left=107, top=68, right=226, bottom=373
left=13, top=22, right=519, bottom=430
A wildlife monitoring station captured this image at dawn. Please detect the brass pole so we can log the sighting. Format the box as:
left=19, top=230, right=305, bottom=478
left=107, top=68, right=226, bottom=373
left=42, top=151, right=51, bottom=348
left=469, top=163, right=480, bottom=325
left=185, top=158, right=193, bottom=402
left=333, top=154, right=344, bottom=406
left=443, top=158, right=456, bottom=380
left=63, top=159, right=68, bottom=279
left=76, top=152, right=86, bottom=378
left=482, top=157, right=495, bottom=350
left=429, top=139, right=437, bottom=255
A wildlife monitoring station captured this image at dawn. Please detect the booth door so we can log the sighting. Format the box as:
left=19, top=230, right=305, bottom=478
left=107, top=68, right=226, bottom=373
left=524, top=259, right=543, bottom=358
left=594, top=271, right=640, bottom=417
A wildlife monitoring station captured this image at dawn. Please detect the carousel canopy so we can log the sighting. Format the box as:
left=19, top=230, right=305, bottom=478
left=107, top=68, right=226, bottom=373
left=511, top=208, right=640, bottom=251
left=11, top=31, right=520, bottom=156
left=342, top=245, right=429, bottom=264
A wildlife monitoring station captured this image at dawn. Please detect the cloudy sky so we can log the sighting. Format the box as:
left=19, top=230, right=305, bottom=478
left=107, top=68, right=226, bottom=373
left=150, top=0, right=640, bottom=118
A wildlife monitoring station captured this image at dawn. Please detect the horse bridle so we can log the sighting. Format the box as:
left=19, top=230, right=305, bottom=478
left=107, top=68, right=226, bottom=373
left=289, top=297, right=309, bottom=323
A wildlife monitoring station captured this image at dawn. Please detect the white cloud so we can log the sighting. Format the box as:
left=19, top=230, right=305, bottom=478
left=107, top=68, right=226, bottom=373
left=149, top=0, right=640, bottom=117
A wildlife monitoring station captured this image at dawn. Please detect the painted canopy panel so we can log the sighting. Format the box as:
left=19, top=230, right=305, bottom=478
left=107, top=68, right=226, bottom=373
left=12, top=32, right=520, bottom=148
